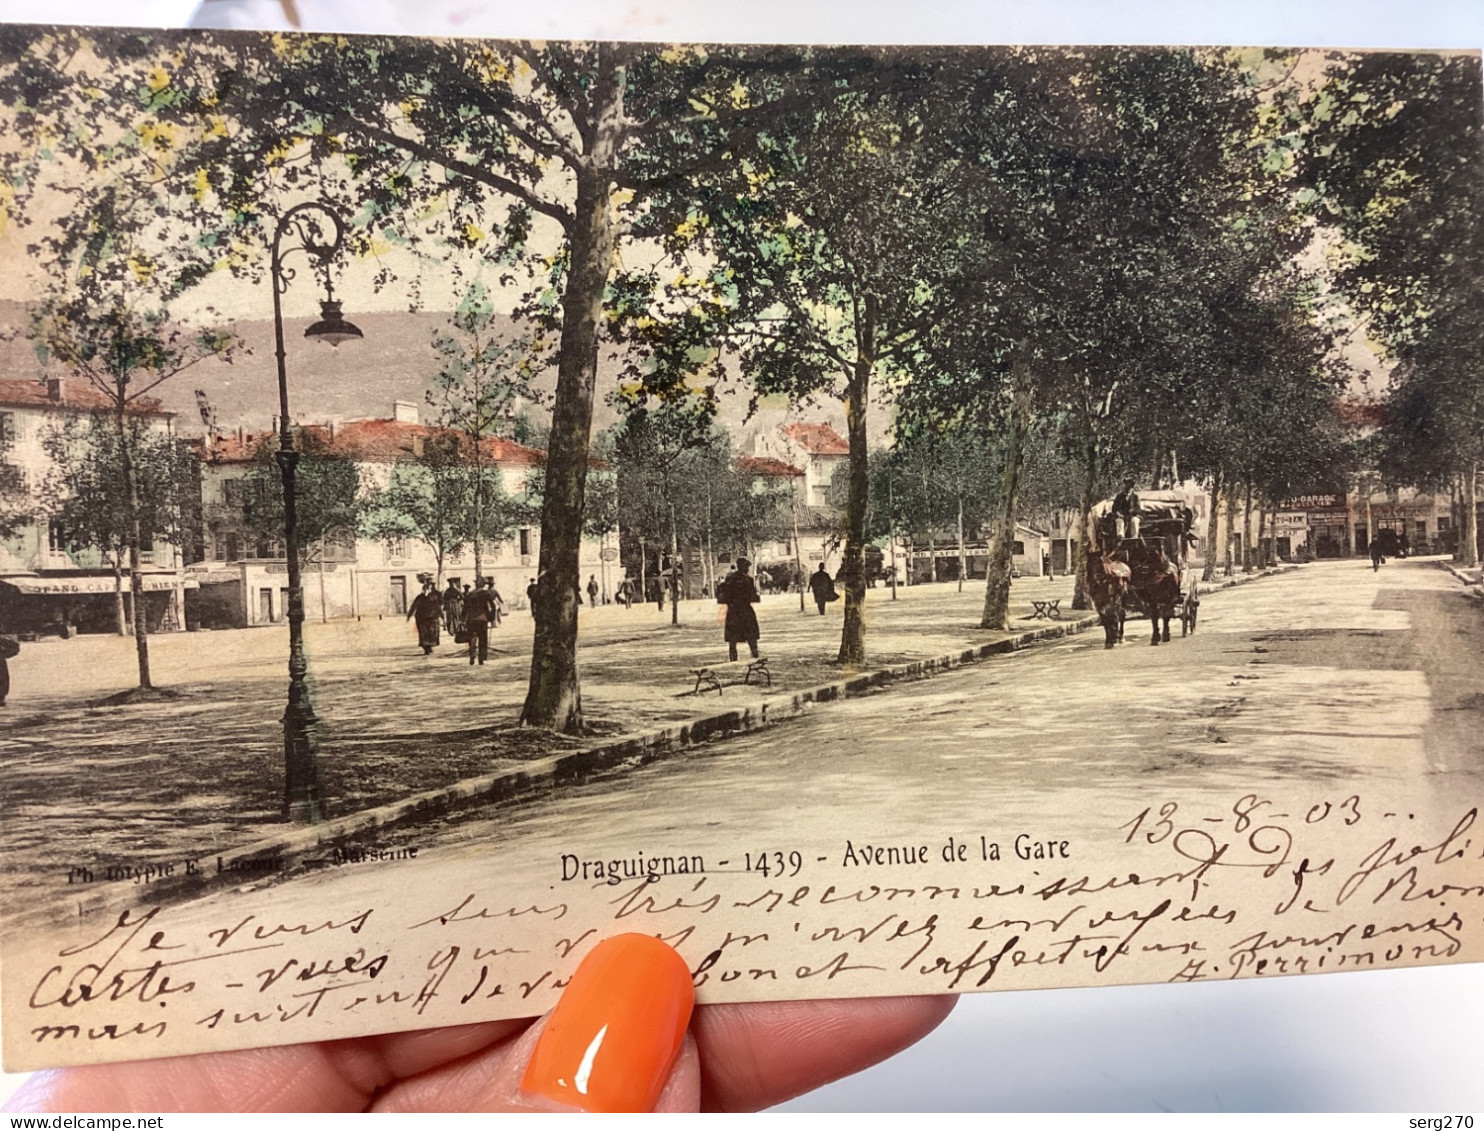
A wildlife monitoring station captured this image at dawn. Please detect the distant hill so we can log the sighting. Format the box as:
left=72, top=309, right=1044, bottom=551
left=0, top=300, right=864, bottom=449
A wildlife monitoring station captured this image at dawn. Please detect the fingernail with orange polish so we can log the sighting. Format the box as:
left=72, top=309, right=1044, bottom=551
left=521, top=933, right=695, bottom=1113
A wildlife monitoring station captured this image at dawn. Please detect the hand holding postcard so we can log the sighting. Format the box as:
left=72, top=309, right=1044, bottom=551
left=0, top=25, right=1481, bottom=1073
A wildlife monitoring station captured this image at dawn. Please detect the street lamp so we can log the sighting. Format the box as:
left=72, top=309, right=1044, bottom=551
left=270, top=200, right=363, bottom=823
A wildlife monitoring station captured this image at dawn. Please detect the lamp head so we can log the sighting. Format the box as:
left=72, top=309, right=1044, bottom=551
left=304, top=300, right=363, bottom=348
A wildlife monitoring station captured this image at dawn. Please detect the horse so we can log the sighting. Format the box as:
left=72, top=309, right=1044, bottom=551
left=1083, top=544, right=1131, bottom=648
left=1127, top=548, right=1183, bottom=646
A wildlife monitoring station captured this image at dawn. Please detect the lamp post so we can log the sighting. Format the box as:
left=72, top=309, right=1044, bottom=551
left=270, top=201, right=363, bottom=823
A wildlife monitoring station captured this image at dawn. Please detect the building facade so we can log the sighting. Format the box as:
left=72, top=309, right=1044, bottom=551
left=0, top=377, right=193, bottom=637
left=188, top=401, right=612, bottom=628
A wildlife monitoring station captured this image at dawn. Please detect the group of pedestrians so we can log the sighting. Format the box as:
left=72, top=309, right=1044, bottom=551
left=409, top=558, right=849, bottom=669
left=406, top=575, right=507, bottom=665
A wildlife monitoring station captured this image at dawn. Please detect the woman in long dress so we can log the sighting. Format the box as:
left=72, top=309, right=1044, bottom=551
left=406, top=581, right=443, bottom=655
left=717, top=557, right=761, bottom=662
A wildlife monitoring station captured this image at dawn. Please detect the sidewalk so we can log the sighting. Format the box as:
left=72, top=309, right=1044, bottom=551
left=1437, top=557, right=1484, bottom=599
left=1, top=566, right=1293, bottom=905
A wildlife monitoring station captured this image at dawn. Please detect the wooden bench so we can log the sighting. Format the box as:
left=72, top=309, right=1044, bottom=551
left=690, top=668, right=724, bottom=696
left=687, top=657, right=771, bottom=696
left=744, top=657, right=771, bottom=687
left=1029, top=599, right=1062, bottom=620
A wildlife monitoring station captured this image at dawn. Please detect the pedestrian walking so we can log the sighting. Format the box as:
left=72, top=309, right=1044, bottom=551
left=587, top=574, right=600, bottom=608
left=1042, top=551, right=1052, bottom=580
left=464, top=577, right=497, bottom=664
left=808, top=563, right=837, bottom=616
left=1370, top=539, right=1385, bottom=572
left=0, top=635, right=17, bottom=707
left=526, top=577, right=538, bottom=616
left=488, top=581, right=505, bottom=627
left=716, top=558, right=761, bottom=661
left=616, top=577, right=633, bottom=608
left=406, top=579, right=443, bottom=655
left=442, top=578, right=464, bottom=636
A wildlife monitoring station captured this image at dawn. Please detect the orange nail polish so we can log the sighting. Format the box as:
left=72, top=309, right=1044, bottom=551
left=521, top=932, right=695, bottom=1113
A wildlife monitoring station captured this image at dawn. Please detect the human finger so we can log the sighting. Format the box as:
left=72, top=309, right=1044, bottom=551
left=692, top=994, right=957, bottom=1111
left=375, top=932, right=698, bottom=1112
left=3, top=1020, right=527, bottom=1114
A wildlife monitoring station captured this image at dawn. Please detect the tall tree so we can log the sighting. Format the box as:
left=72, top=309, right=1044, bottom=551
left=41, top=412, right=199, bottom=639
left=427, top=283, right=541, bottom=586
left=359, top=432, right=475, bottom=586
left=237, top=430, right=364, bottom=585
left=636, top=49, right=979, bottom=665
left=1298, top=51, right=1484, bottom=565
left=3, top=33, right=236, bottom=686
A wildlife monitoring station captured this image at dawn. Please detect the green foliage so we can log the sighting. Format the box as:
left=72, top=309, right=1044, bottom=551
left=237, top=431, right=364, bottom=564
left=40, top=413, right=198, bottom=566
left=612, top=394, right=787, bottom=561
left=1298, top=51, right=1484, bottom=490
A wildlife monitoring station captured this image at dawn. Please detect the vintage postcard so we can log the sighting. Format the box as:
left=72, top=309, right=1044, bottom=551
left=1, top=27, right=1481, bottom=1071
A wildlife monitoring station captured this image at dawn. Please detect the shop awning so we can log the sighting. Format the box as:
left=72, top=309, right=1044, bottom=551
left=0, top=574, right=198, bottom=595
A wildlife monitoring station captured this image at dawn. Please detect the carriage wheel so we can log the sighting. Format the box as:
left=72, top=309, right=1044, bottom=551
left=1181, top=590, right=1199, bottom=636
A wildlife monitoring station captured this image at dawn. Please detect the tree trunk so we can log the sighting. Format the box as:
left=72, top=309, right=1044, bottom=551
left=1243, top=482, right=1254, bottom=573
left=1450, top=477, right=1462, bottom=561
left=956, top=497, right=966, bottom=593
left=1364, top=488, right=1374, bottom=561
left=520, top=48, right=624, bottom=732
left=1224, top=482, right=1238, bottom=576
left=981, top=357, right=1031, bottom=630
left=1201, top=469, right=1223, bottom=582
left=116, top=408, right=152, bottom=689
left=1070, top=436, right=1097, bottom=611
left=112, top=554, right=127, bottom=636
left=837, top=302, right=874, bottom=670
left=638, top=536, right=647, bottom=605
left=1463, top=463, right=1480, bottom=568
left=472, top=448, right=485, bottom=585
left=669, top=501, right=679, bottom=626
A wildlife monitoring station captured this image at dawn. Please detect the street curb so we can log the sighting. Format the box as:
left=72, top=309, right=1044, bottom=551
left=1436, top=560, right=1484, bottom=601
left=74, top=563, right=1295, bottom=913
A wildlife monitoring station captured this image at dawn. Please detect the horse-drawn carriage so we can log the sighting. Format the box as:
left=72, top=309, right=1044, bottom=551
left=1085, top=490, right=1200, bottom=647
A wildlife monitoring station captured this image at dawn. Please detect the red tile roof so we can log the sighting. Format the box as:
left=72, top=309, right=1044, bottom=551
left=782, top=422, right=849, bottom=456
left=199, top=418, right=564, bottom=469
left=737, top=454, right=804, bottom=478
left=0, top=378, right=168, bottom=416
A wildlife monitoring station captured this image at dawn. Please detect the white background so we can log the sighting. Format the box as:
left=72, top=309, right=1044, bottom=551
left=1, top=0, right=1482, bottom=1113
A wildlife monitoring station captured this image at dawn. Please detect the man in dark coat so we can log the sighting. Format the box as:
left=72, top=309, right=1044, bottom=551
left=808, top=563, right=836, bottom=616
left=464, top=578, right=497, bottom=665
left=406, top=580, right=442, bottom=655
left=1112, top=478, right=1141, bottom=540
left=442, top=578, right=464, bottom=636
left=717, top=557, right=761, bottom=661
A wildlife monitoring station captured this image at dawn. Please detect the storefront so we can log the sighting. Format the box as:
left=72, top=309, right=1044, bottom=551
left=0, top=571, right=195, bottom=637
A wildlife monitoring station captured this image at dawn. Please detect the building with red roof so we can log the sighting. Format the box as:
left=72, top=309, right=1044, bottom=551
left=191, top=401, right=615, bottom=629
left=0, top=376, right=190, bottom=637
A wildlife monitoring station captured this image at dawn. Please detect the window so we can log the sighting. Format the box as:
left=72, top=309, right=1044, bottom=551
left=222, top=479, right=243, bottom=505
left=47, top=521, right=71, bottom=554
left=518, top=528, right=531, bottom=557
left=1012, top=540, right=1025, bottom=556
left=0, top=412, right=15, bottom=454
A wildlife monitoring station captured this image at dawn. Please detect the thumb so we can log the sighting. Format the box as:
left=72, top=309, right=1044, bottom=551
left=471, top=932, right=699, bottom=1113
